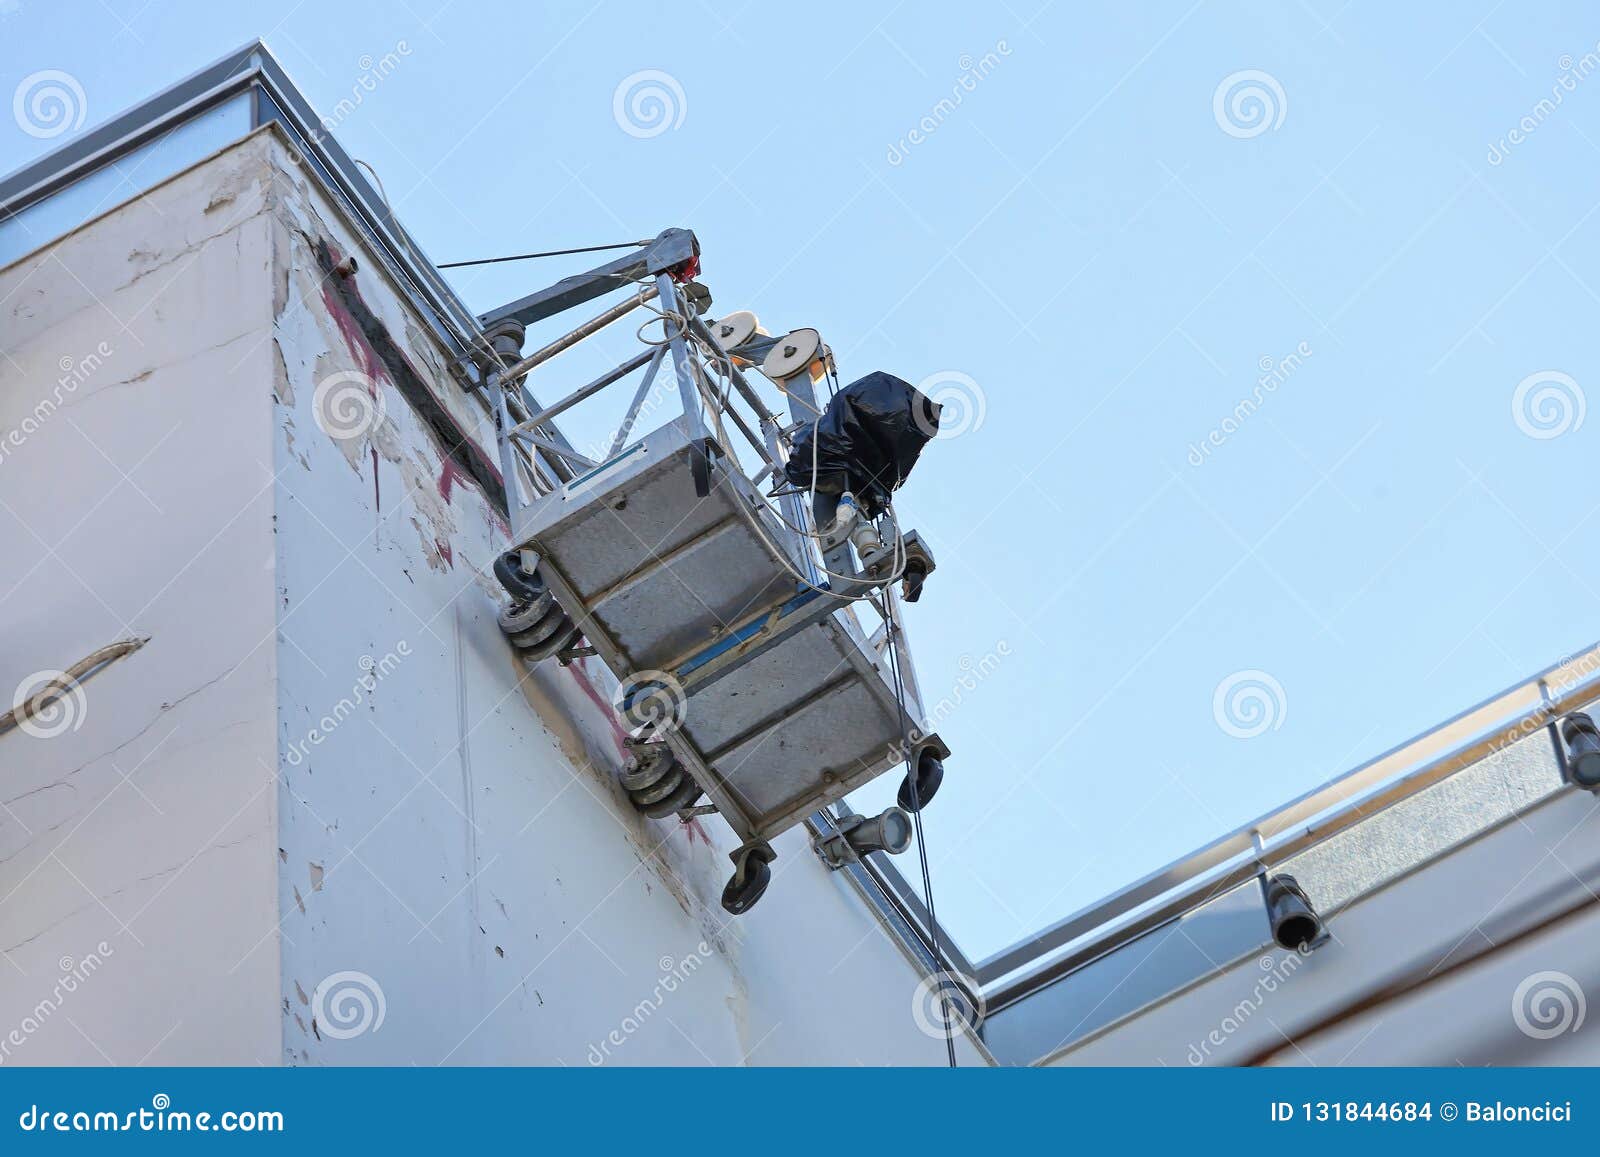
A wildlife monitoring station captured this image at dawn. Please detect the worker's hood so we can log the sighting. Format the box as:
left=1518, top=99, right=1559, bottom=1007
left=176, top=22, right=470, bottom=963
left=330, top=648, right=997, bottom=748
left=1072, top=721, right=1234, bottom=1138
left=784, top=371, right=942, bottom=516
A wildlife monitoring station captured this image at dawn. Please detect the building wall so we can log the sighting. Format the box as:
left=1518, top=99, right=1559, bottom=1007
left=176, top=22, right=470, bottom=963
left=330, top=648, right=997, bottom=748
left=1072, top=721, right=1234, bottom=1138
left=0, top=139, right=283, bottom=1065
left=1, top=128, right=985, bottom=1067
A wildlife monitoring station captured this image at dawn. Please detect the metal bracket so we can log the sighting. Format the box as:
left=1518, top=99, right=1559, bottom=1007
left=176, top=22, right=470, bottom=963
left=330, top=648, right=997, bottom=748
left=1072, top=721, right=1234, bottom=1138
left=811, top=807, right=914, bottom=870
left=556, top=644, right=597, bottom=666
left=480, top=228, right=698, bottom=330
left=813, top=829, right=864, bottom=871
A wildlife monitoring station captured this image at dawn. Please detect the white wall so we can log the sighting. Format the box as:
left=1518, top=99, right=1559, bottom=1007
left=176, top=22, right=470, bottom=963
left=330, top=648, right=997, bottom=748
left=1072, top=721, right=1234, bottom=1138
left=265, top=129, right=985, bottom=1067
left=0, top=138, right=283, bottom=1065
left=1, top=128, right=987, bottom=1067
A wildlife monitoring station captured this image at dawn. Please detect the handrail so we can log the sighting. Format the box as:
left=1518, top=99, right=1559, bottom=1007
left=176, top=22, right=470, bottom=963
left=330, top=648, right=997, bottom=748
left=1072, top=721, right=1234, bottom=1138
left=977, top=641, right=1600, bottom=997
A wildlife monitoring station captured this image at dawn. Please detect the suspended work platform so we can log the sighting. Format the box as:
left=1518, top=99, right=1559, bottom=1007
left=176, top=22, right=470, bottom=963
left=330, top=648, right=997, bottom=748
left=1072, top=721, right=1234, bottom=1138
left=476, top=230, right=950, bottom=913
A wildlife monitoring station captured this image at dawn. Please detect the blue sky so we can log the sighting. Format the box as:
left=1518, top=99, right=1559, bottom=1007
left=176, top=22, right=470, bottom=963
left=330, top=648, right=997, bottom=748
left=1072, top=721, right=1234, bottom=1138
left=8, top=1, right=1600, bottom=962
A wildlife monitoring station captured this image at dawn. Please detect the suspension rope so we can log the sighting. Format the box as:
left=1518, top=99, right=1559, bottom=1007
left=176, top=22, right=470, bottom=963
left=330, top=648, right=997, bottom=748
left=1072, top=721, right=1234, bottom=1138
left=881, top=585, right=958, bottom=1068
left=436, top=241, right=652, bottom=269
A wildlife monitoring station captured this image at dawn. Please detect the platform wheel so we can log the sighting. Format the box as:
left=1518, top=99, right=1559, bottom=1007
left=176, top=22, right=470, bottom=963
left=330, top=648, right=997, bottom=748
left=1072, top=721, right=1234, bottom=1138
left=508, top=602, right=569, bottom=648
left=721, top=845, right=775, bottom=915
left=620, top=744, right=675, bottom=792
left=493, top=550, right=544, bottom=602
left=519, top=621, right=581, bottom=663
left=898, top=749, right=944, bottom=813
left=639, top=773, right=703, bottom=819
left=498, top=589, right=556, bottom=634
left=619, top=745, right=704, bottom=818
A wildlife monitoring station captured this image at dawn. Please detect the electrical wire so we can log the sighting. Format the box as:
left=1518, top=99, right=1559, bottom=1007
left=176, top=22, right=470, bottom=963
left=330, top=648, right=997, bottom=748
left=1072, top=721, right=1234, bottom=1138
left=659, top=329, right=907, bottom=593
left=459, top=263, right=944, bottom=1045
left=882, top=586, right=958, bottom=1068
left=634, top=291, right=692, bottom=347
left=352, top=158, right=513, bottom=375
left=437, top=240, right=652, bottom=269
left=688, top=334, right=947, bottom=1066
left=411, top=202, right=938, bottom=998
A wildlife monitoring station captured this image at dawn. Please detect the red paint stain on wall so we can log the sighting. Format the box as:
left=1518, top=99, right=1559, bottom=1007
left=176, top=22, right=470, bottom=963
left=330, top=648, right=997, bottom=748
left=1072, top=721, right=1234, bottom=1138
left=435, top=538, right=454, bottom=570
left=437, top=455, right=465, bottom=505
left=566, top=657, right=711, bottom=845
left=320, top=277, right=387, bottom=389
left=566, top=656, right=629, bottom=762
left=441, top=452, right=509, bottom=537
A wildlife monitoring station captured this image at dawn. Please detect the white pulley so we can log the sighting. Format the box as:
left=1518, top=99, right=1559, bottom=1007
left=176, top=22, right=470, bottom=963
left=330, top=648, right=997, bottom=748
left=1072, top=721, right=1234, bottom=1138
left=761, top=327, right=827, bottom=382
left=708, top=310, right=760, bottom=352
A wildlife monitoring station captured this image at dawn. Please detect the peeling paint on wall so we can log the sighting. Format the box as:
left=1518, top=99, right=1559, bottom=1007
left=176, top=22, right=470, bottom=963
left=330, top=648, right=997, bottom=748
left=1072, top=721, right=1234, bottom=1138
left=0, top=126, right=985, bottom=1068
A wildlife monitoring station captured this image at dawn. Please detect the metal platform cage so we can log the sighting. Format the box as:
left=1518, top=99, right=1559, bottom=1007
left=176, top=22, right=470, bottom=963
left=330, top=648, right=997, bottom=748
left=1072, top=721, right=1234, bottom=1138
left=478, top=253, right=946, bottom=850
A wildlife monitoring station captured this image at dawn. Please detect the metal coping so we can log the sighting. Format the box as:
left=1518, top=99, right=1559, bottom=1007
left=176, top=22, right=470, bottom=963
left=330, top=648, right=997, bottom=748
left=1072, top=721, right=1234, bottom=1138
left=9, top=39, right=1594, bottom=1028
left=0, top=40, right=484, bottom=367
left=979, top=644, right=1600, bottom=1008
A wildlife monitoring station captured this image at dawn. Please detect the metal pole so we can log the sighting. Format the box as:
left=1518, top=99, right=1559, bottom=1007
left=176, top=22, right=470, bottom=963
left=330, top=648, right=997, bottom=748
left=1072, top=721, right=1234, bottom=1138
left=777, top=362, right=854, bottom=580
left=686, top=313, right=778, bottom=425
left=654, top=274, right=711, bottom=497
left=883, top=589, right=925, bottom=711
left=509, top=349, right=654, bottom=435
left=512, top=431, right=596, bottom=469
left=495, top=286, right=660, bottom=382
left=976, top=640, right=1600, bottom=991
left=485, top=373, right=524, bottom=522
left=695, top=371, right=770, bottom=467
left=606, top=345, right=667, bottom=458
